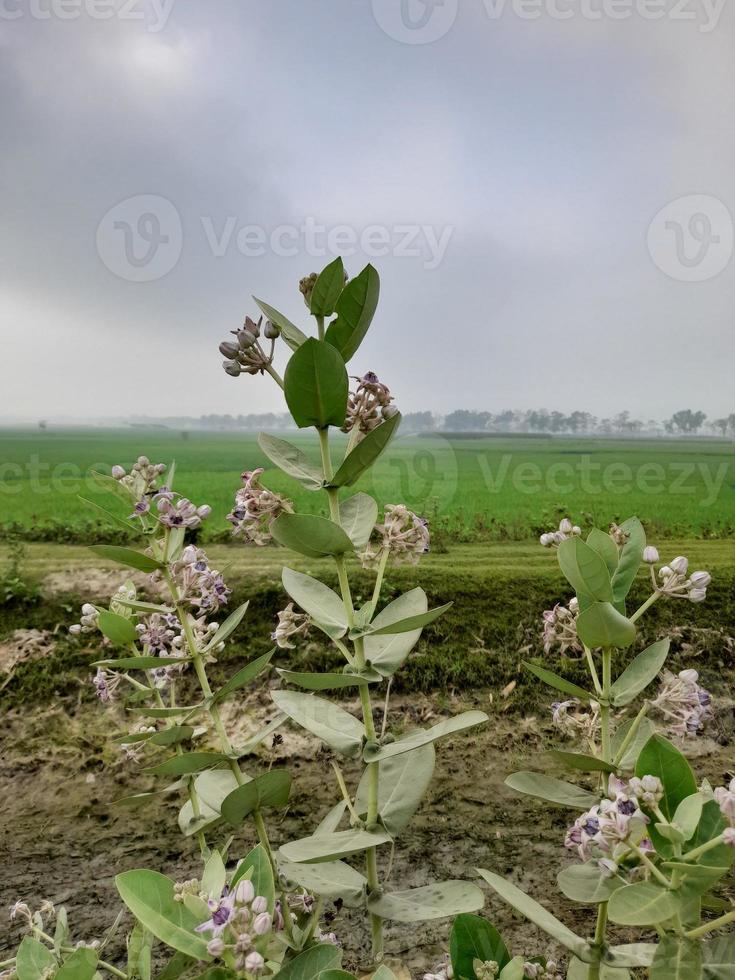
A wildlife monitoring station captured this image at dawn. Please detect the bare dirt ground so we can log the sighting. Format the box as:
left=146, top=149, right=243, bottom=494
left=2, top=687, right=734, bottom=974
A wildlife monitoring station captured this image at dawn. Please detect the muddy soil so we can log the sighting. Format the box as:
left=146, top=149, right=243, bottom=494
left=2, top=688, right=734, bottom=975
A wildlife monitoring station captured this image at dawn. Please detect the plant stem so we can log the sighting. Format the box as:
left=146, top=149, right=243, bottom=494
left=686, top=906, right=735, bottom=939
left=264, top=363, right=284, bottom=389
left=584, top=646, right=602, bottom=695
left=612, top=702, right=649, bottom=768
left=680, top=833, right=727, bottom=863
left=629, top=591, right=661, bottom=624
left=591, top=647, right=614, bottom=972
left=319, top=423, right=384, bottom=963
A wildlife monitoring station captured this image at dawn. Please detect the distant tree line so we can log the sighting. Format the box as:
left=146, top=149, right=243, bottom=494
left=128, top=409, right=735, bottom=438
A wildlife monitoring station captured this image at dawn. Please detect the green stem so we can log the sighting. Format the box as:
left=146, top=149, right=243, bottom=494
left=686, top=906, right=735, bottom=939
left=264, top=363, right=284, bottom=389
left=612, top=702, right=649, bottom=768
left=316, top=315, right=325, bottom=341
left=629, top=591, right=661, bottom=624
left=584, top=646, right=602, bottom=696
left=32, top=931, right=128, bottom=978
left=681, top=833, right=727, bottom=863
left=591, top=648, right=614, bottom=973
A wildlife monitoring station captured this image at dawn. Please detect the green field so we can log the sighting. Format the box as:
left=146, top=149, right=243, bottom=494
left=1, top=427, right=733, bottom=541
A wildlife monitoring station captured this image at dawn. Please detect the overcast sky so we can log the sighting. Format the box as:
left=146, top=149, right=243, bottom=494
left=2, top=0, right=734, bottom=422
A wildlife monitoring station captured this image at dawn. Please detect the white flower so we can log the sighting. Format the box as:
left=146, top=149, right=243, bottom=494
left=643, top=546, right=659, bottom=564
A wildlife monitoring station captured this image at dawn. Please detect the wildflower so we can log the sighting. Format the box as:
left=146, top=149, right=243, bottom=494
left=9, top=901, right=32, bottom=924
left=628, top=775, right=664, bottom=808
left=565, top=778, right=648, bottom=862
left=317, top=929, right=340, bottom=945
left=167, top=547, right=231, bottom=612
left=69, top=603, right=99, bottom=636
left=219, top=316, right=277, bottom=377
left=136, top=613, right=178, bottom=655
left=722, top=828, right=735, bottom=846
left=228, top=469, right=293, bottom=546
left=342, top=372, right=396, bottom=438
left=156, top=494, right=211, bottom=530
left=654, top=555, right=711, bottom=603
left=299, top=272, right=318, bottom=304
left=714, top=779, right=735, bottom=823
left=92, top=667, right=121, bottom=703
left=650, top=669, right=712, bottom=736
left=551, top=698, right=600, bottom=741
left=360, top=504, right=430, bottom=568
left=112, top=457, right=167, bottom=502
left=272, top=602, right=310, bottom=649
left=539, top=518, right=581, bottom=548
left=196, top=893, right=236, bottom=937
left=542, top=602, right=582, bottom=656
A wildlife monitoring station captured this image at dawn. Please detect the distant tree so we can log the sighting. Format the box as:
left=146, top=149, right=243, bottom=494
left=444, top=410, right=490, bottom=431
left=402, top=412, right=435, bottom=433
left=668, top=409, right=707, bottom=434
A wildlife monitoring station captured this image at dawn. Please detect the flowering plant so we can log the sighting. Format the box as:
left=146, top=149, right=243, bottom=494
left=450, top=517, right=732, bottom=980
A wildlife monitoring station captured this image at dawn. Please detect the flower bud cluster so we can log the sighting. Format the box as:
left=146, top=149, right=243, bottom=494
left=227, top=469, right=293, bottom=546
left=653, top=554, right=712, bottom=603
left=565, top=775, right=653, bottom=866
left=360, top=504, right=430, bottom=568
left=69, top=602, right=99, bottom=636
left=650, top=668, right=712, bottom=736
left=272, top=602, right=310, bottom=649
left=298, top=272, right=318, bottom=305
left=539, top=517, right=582, bottom=548
left=173, top=878, right=200, bottom=902
left=196, top=880, right=277, bottom=974
left=112, top=456, right=167, bottom=498
left=342, top=372, right=397, bottom=438
left=167, top=546, right=232, bottom=613
left=148, top=490, right=212, bottom=530
left=220, top=316, right=277, bottom=377
left=92, top=666, right=121, bottom=703
left=551, top=697, right=600, bottom=742
left=541, top=598, right=581, bottom=655
left=524, top=963, right=562, bottom=980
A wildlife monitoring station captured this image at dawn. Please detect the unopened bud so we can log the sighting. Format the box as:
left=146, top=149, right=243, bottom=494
left=223, top=360, right=242, bottom=377
left=207, top=938, right=225, bottom=957
left=235, top=880, right=255, bottom=904
left=111, top=465, right=126, bottom=479
left=219, top=341, right=240, bottom=359
left=263, top=319, right=280, bottom=339
left=558, top=518, right=573, bottom=535
left=245, top=952, right=264, bottom=974
left=237, top=329, right=257, bottom=350
left=690, top=571, right=711, bottom=588
left=670, top=555, right=689, bottom=576
left=252, top=912, right=271, bottom=935
left=251, top=896, right=267, bottom=915
left=381, top=405, right=399, bottom=420
left=539, top=533, right=555, bottom=548
left=643, top=546, right=659, bottom=564
left=244, top=316, right=261, bottom=338
left=659, top=565, right=673, bottom=580
left=688, top=588, right=707, bottom=604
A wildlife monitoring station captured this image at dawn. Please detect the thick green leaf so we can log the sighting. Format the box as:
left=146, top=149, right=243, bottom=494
left=606, top=944, right=657, bottom=969
left=231, top=844, right=276, bottom=912
left=88, top=545, right=163, bottom=572
left=355, top=743, right=436, bottom=834
left=282, top=567, right=348, bottom=638
left=504, top=772, right=598, bottom=809
left=202, top=601, right=249, bottom=652
left=127, top=922, right=153, bottom=980
left=557, top=863, right=624, bottom=904
left=98, top=609, right=138, bottom=646
left=220, top=770, right=291, bottom=824
left=279, top=828, right=391, bottom=864
left=284, top=338, right=348, bottom=429
left=257, top=433, right=324, bottom=489
left=686, top=801, right=735, bottom=874
left=325, top=263, right=380, bottom=361
left=271, top=690, right=365, bottom=757
left=271, top=512, right=355, bottom=558
left=146, top=752, right=229, bottom=776
left=558, top=537, right=614, bottom=601
left=310, top=257, right=345, bottom=316
left=369, top=881, right=484, bottom=923
left=673, top=793, right=706, bottom=841
left=316, top=800, right=348, bottom=834
left=330, top=411, right=402, bottom=487
left=148, top=725, right=194, bottom=747
left=610, top=516, right=646, bottom=607
left=93, top=656, right=189, bottom=670
left=576, top=602, right=636, bottom=649
left=178, top=770, right=231, bottom=833
left=612, top=716, right=657, bottom=770
left=79, top=495, right=141, bottom=533
left=522, top=661, right=591, bottom=700
left=607, top=881, right=681, bottom=926
left=476, top=869, right=590, bottom=957
left=15, top=937, right=57, bottom=980
left=155, top=952, right=197, bottom=980
left=201, top=851, right=226, bottom=901
left=275, top=944, right=342, bottom=980
left=115, top=870, right=210, bottom=961
left=55, top=949, right=100, bottom=980
left=636, top=735, right=697, bottom=821
left=450, top=913, right=510, bottom=978
left=339, top=492, right=378, bottom=550
left=368, top=601, right=452, bottom=636
left=276, top=668, right=372, bottom=690
left=115, top=598, right=173, bottom=615
left=650, top=935, right=703, bottom=979
left=278, top=858, right=367, bottom=907
left=703, top=935, right=735, bottom=979
left=210, top=651, right=275, bottom=705
left=253, top=297, right=308, bottom=352
left=364, top=710, right=488, bottom=762
left=550, top=750, right=617, bottom=774
left=364, top=588, right=427, bottom=676
left=610, top=639, right=670, bottom=706
left=586, top=528, right=619, bottom=576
